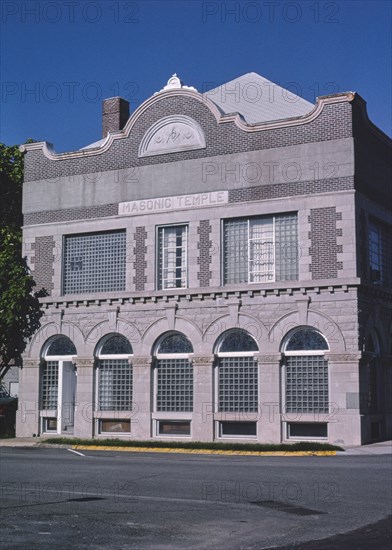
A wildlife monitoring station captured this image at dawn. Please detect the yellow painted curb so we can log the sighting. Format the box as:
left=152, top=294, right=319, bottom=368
left=72, top=445, right=336, bottom=456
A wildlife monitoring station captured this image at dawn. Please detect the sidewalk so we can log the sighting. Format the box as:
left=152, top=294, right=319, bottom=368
left=337, top=440, right=392, bottom=455
left=1, top=437, right=391, bottom=455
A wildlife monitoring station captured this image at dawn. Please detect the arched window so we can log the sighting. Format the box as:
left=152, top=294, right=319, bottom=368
left=41, top=336, right=76, bottom=410
left=365, top=331, right=380, bottom=355
left=41, top=336, right=77, bottom=433
left=216, top=329, right=259, bottom=414
left=283, top=328, right=329, bottom=415
left=45, top=336, right=77, bottom=357
left=155, top=332, right=193, bottom=413
left=96, top=334, right=133, bottom=411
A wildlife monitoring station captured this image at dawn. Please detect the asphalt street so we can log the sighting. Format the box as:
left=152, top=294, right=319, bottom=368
left=0, top=447, right=391, bottom=549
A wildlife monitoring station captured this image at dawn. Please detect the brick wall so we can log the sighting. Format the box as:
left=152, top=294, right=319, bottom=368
left=197, top=220, right=212, bottom=287
left=31, top=236, right=55, bottom=293
left=23, top=96, right=353, bottom=182
left=133, top=227, right=147, bottom=291
left=229, top=176, right=354, bottom=204
left=308, top=207, right=343, bottom=279
left=24, top=204, right=118, bottom=226
left=102, top=97, right=129, bottom=138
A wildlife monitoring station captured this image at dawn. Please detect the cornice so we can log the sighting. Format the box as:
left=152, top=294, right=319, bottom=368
left=19, top=91, right=356, bottom=161
left=38, top=281, right=363, bottom=310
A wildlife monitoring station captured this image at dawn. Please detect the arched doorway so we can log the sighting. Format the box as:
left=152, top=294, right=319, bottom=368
left=41, top=336, right=77, bottom=434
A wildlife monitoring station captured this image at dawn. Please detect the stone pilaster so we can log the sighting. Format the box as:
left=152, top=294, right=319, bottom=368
left=256, top=354, right=282, bottom=444
left=16, top=359, right=41, bottom=437
left=130, top=356, right=153, bottom=439
left=191, top=355, right=215, bottom=442
left=73, top=358, right=95, bottom=439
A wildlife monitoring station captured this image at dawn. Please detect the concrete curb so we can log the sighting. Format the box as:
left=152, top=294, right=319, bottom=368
left=72, top=445, right=337, bottom=456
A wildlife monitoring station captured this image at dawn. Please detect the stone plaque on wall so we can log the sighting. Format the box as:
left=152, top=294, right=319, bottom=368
left=138, top=115, right=206, bottom=157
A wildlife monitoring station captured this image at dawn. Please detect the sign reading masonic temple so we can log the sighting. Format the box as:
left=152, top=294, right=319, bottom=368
left=119, top=190, right=228, bottom=216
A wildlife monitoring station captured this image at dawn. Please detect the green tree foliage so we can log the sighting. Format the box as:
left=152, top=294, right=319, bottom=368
left=0, top=142, right=45, bottom=378
left=0, top=143, right=24, bottom=228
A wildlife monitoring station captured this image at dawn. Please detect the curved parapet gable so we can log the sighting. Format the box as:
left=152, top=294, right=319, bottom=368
left=19, top=90, right=356, bottom=161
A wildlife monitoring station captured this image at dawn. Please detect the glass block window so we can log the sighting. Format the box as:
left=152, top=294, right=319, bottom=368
left=223, top=213, right=298, bottom=284
left=285, top=329, right=328, bottom=351
left=368, top=219, right=391, bottom=286
left=218, top=356, right=258, bottom=413
left=156, top=358, right=193, bottom=412
left=46, top=336, right=76, bottom=356
left=41, top=361, right=59, bottom=409
left=285, top=356, right=328, bottom=414
left=98, top=359, right=132, bottom=411
left=157, top=225, right=188, bottom=290
left=63, top=230, right=126, bottom=294
left=218, top=330, right=258, bottom=353
left=157, top=333, right=193, bottom=354
left=275, top=213, right=300, bottom=281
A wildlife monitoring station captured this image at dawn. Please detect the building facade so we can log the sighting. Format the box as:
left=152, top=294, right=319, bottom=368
left=16, top=73, right=392, bottom=445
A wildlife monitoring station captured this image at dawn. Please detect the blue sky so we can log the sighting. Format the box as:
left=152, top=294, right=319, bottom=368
left=1, top=0, right=391, bottom=152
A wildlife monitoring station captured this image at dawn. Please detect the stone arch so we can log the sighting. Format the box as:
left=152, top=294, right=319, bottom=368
left=27, top=322, right=84, bottom=359
left=84, top=319, right=141, bottom=357
left=270, top=309, right=346, bottom=353
left=94, top=332, right=134, bottom=357
left=213, top=327, right=259, bottom=354
left=153, top=331, right=194, bottom=355
left=42, top=334, right=77, bottom=357
left=280, top=326, right=329, bottom=353
left=141, top=316, right=202, bottom=356
left=202, top=313, right=268, bottom=355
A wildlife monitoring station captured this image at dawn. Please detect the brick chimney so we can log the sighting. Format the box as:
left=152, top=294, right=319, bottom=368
left=102, top=97, right=129, bottom=137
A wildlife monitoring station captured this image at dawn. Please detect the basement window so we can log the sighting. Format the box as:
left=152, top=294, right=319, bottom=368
left=99, top=420, right=131, bottom=434
left=157, top=421, right=191, bottom=436
left=219, top=421, right=257, bottom=437
left=287, top=423, right=327, bottom=439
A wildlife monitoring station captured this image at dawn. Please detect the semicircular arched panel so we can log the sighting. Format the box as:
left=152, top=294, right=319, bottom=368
left=97, top=333, right=133, bottom=355
left=156, top=332, right=193, bottom=354
left=138, top=115, right=206, bottom=158
left=45, top=335, right=77, bottom=357
left=285, top=327, right=329, bottom=351
left=217, top=329, right=259, bottom=353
